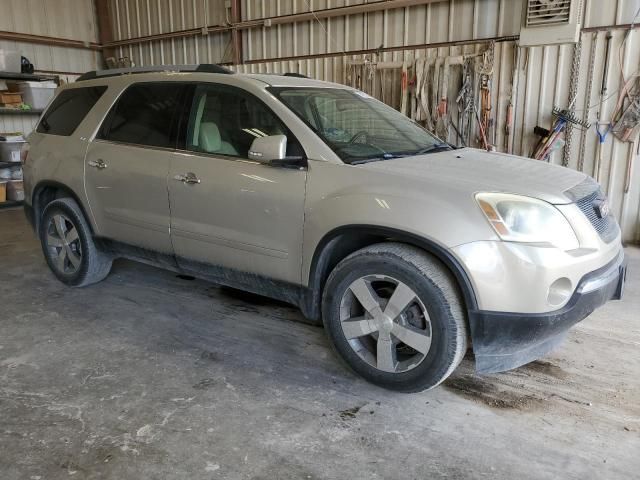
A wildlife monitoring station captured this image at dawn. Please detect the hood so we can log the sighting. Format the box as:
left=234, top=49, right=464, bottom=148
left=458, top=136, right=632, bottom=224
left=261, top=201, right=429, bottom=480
left=360, top=148, right=587, bottom=204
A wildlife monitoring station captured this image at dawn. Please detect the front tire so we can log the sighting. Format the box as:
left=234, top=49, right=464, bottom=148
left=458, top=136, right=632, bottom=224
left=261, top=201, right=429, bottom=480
left=39, top=198, right=112, bottom=287
left=322, top=243, right=468, bottom=392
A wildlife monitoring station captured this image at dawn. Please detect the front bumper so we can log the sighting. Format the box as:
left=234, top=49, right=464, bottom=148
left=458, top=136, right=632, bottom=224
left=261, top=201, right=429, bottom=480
left=468, top=250, right=626, bottom=374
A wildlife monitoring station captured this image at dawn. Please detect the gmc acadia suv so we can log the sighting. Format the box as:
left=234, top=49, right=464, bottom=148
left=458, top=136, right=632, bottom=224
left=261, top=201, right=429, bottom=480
left=22, top=64, right=626, bottom=392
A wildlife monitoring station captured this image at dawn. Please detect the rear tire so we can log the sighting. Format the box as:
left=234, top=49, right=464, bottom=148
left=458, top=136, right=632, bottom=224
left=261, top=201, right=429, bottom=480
left=322, top=242, right=468, bottom=392
left=39, top=198, right=112, bottom=287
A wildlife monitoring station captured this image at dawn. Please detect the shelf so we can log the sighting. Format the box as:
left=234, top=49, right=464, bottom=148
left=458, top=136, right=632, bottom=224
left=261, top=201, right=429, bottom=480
left=0, top=161, right=22, bottom=168
left=0, top=71, right=57, bottom=82
left=0, top=108, right=43, bottom=115
left=0, top=200, right=23, bottom=210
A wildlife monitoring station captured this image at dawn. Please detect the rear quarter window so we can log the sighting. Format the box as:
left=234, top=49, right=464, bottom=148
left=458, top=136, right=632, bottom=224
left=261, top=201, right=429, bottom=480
left=36, top=86, right=107, bottom=136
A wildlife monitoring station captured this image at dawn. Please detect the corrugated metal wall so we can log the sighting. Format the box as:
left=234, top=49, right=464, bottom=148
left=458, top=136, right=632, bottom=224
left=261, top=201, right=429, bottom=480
left=109, top=0, right=233, bottom=65
left=65, top=1, right=640, bottom=242
left=0, top=0, right=101, bottom=134
left=240, top=0, right=522, bottom=57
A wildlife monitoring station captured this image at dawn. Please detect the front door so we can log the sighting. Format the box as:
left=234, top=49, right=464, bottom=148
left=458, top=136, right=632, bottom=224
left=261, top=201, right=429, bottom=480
left=168, top=83, right=307, bottom=284
left=84, top=82, right=184, bottom=253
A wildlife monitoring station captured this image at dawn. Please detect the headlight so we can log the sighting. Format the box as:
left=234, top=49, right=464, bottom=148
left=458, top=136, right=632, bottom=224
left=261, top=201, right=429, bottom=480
left=476, top=193, right=579, bottom=250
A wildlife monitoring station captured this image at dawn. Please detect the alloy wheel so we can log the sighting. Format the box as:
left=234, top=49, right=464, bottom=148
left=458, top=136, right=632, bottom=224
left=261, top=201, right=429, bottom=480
left=339, top=275, right=432, bottom=373
left=46, top=214, right=82, bottom=275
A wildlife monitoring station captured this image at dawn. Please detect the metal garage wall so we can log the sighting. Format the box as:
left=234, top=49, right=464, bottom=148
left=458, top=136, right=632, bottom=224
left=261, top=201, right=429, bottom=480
left=240, top=0, right=522, bottom=59
left=104, top=0, right=640, bottom=243
left=0, top=0, right=101, bottom=133
left=108, top=0, right=233, bottom=65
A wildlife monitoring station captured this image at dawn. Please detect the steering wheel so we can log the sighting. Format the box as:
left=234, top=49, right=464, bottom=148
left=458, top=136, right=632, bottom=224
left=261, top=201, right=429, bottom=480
left=348, top=130, right=369, bottom=144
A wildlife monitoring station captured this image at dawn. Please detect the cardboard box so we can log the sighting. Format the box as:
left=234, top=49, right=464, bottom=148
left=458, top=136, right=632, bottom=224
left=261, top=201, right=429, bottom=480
left=0, top=181, right=7, bottom=203
left=0, top=91, right=22, bottom=105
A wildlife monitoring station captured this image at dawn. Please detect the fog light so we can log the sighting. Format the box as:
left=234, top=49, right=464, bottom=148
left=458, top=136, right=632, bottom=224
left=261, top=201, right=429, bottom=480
left=547, top=278, right=573, bottom=307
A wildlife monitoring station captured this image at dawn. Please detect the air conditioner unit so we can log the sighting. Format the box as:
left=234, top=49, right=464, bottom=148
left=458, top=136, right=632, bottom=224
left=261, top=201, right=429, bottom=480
left=519, top=0, right=582, bottom=46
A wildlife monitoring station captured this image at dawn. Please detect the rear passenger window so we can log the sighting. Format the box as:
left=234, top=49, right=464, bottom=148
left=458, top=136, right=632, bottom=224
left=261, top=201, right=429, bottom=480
left=99, top=83, right=182, bottom=148
left=37, top=86, right=107, bottom=136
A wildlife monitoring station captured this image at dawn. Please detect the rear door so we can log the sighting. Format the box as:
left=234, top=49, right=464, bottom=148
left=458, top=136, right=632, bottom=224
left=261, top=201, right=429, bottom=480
left=84, top=82, right=184, bottom=253
left=168, top=83, right=307, bottom=284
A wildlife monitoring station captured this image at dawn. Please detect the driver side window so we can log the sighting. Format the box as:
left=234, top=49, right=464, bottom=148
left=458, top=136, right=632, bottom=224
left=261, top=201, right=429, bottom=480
left=185, top=84, right=302, bottom=159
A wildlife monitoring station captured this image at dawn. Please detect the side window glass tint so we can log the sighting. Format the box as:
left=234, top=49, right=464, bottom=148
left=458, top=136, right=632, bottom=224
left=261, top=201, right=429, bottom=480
left=186, top=85, right=300, bottom=159
left=100, top=83, right=182, bottom=148
left=36, top=86, right=107, bottom=136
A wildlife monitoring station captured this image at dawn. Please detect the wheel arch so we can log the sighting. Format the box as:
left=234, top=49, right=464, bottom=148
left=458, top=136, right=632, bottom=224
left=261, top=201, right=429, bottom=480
left=302, top=225, right=478, bottom=322
left=31, top=180, right=95, bottom=236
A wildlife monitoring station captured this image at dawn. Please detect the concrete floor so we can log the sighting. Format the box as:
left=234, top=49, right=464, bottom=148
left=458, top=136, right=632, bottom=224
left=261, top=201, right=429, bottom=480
left=0, top=207, right=639, bottom=480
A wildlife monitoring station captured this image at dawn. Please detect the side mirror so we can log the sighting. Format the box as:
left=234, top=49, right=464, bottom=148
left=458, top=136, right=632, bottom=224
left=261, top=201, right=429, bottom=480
left=248, top=134, right=287, bottom=163
left=248, top=134, right=306, bottom=169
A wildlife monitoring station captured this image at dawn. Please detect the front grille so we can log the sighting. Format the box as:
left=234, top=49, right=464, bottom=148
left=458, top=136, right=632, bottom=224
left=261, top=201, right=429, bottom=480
left=575, top=189, right=619, bottom=243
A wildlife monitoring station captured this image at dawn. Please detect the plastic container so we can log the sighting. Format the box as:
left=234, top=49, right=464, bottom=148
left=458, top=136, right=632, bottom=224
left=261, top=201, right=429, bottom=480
left=0, top=140, right=25, bottom=163
left=0, top=50, right=21, bottom=73
left=0, top=180, right=6, bottom=203
left=6, top=180, right=24, bottom=201
left=18, top=81, right=57, bottom=110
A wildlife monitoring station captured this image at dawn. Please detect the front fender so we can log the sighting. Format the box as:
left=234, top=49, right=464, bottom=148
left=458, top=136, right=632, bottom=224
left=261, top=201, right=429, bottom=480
left=302, top=160, right=497, bottom=284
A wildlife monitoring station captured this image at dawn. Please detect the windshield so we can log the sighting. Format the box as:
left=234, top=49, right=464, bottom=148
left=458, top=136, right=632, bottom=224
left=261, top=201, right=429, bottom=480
left=270, top=87, right=449, bottom=164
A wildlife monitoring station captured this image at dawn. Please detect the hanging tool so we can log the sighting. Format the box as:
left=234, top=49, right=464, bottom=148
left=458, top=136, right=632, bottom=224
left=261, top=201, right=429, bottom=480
left=414, top=57, right=435, bottom=131
left=600, top=32, right=612, bottom=103
left=474, top=104, right=489, bottom=151
left=592, top=31, right=613, bottom=178
left=475, top=42, right=495, bottom=150
left=431, top=56, right=444, bottom=129
left=435, top=55, right=464, bottom=141
left=612, top=93, right=640, bottom=142
left=479, top=75, right=493, bottom=149
left=455, top=57, right=475, bottom=146
left=594, top=122, right=611, bottom=181
left=505, top=46, right=519, bottom=153
left=533, top=107, right=590, bottom=161
left=401, top=61, right=409, bottom=117
left=504, top=102, right=513, bottom=151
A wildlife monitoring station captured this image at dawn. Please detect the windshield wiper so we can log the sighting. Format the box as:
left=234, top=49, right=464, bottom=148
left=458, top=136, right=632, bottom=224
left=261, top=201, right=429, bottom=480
left=346, top=144, right=452, bottom=164
left=410, top=143, right=452, bottom=155
left=348, top=152, right=409, bottom=164
left=381, top=143, right=452, bottom=159
left=348, top=157, right=387, bottom=165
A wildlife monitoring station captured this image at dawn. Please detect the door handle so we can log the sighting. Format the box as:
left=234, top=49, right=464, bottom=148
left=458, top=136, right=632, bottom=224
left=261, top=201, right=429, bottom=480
left=174, top=172, right=201, bottom=185
left=88, top=159, right=107, bottom=169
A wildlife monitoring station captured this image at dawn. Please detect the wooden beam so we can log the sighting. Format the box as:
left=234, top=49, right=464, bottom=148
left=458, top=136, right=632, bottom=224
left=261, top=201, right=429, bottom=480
left=231, top=0, right=243, bottom=65
left=94, top=0, right=116, bottom=61
left=0, top=31, right=100, bottom=50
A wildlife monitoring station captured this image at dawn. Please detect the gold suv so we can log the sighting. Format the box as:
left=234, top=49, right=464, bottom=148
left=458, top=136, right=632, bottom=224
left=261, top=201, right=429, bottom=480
left=22, top=65, right=626, bottom=392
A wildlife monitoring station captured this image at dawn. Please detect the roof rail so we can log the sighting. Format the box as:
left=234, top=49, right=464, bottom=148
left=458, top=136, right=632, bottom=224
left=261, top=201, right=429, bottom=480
left=283, top=72, right=309, bottom=78
left=76, top=64, right=234, bottom=82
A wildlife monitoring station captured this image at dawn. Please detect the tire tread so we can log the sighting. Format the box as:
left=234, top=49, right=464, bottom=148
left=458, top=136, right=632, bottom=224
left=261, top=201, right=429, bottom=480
left=40, top=198, right=112, bottom=287
left=323, top=242, right=468, bottom=392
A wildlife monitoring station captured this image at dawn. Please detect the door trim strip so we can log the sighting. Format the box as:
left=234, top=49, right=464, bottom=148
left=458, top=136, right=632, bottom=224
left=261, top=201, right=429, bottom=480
left=172, top=227, right=289, bottom=259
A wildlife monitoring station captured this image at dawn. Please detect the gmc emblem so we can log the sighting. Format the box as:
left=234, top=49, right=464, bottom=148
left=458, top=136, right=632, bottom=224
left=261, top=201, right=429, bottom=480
left=593, top=198, right=610, bottom=219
